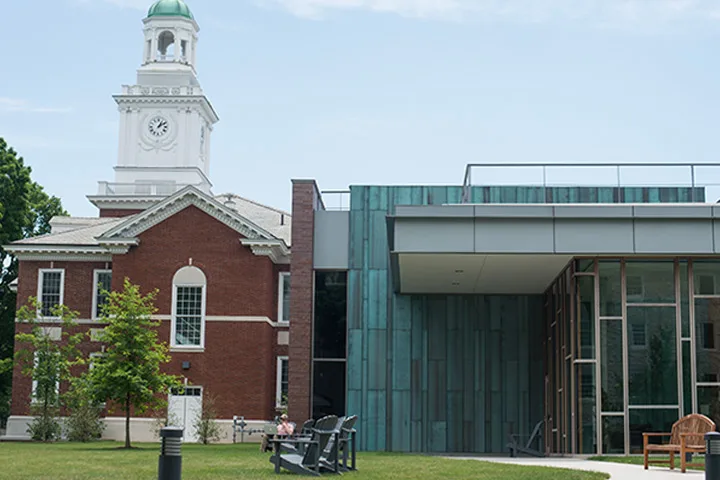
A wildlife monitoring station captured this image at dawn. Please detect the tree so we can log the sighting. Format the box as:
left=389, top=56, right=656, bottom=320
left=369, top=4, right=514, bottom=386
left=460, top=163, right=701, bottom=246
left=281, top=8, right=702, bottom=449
left=0, top=137, right=67, bottom=428
left=87, top=278, right=181, bottom=448
left=14, top=298, right=84, bottom=441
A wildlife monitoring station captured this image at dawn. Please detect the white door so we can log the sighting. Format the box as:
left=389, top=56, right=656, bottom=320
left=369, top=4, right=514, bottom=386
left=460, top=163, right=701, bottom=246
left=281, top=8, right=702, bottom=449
left=168, top=386, right=203, bottom=443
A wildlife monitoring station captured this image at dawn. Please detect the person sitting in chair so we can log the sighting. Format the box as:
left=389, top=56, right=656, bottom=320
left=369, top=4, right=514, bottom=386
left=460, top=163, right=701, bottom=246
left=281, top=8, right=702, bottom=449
left=261, top=414, right=295, bottom=452
left=277, top=414, right=295, bottom=436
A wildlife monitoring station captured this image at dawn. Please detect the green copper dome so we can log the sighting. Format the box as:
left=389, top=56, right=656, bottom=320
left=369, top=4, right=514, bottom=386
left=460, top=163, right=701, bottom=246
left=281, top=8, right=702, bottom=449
left=147, top=0, right=194, bottom=20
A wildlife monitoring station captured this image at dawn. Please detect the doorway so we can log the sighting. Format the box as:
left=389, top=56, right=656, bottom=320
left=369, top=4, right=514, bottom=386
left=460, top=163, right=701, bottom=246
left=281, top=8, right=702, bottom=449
left=168, top=386, right=203, bottom=443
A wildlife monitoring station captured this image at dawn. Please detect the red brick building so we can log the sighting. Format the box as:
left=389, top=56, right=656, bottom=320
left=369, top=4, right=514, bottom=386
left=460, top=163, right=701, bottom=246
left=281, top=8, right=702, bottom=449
left=3, top=0, right=293, bottom=442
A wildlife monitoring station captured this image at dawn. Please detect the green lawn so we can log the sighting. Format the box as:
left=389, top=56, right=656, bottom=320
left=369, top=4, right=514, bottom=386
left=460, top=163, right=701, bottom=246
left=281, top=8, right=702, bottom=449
left=590, top=455, right=705, bottom=471
left=0, top=442, right=609, bottom=480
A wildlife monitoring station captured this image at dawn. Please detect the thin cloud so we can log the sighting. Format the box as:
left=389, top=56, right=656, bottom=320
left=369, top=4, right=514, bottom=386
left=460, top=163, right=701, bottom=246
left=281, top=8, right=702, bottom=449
left=0, top=98, right=72, bottom=114
left=257, top=0, right=720, bottom=24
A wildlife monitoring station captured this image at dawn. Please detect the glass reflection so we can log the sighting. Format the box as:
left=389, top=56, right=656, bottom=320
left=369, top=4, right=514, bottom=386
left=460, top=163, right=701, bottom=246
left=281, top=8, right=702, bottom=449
left=625, top=261, right=674, bottom=304
left=627, top=307, right=677, bottom=405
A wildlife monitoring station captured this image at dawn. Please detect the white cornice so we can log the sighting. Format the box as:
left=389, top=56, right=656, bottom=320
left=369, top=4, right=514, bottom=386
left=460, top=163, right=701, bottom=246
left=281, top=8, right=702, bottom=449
left=142, top=14, right=200, bottom=31
left=240, top=239, right=291, bottom=265
left=9, top=253, right=114, bottom=262
left=113, top=95, right=219, bottom=124
left=5, top=244, right=128, bottom=261
left=86, top=197, right=160, bottom=210
left=100, top=186, right=278, bottom=243
left=16, top=316, right=284, bottom=327
left=5, top=245, right=114, bottom=255
left=96, top=238, right=139, bottom=253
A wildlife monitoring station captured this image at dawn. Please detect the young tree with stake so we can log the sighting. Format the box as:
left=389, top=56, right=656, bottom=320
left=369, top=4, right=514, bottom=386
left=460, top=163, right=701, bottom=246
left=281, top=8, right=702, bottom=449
left=88, top=278, right=180, bottom=448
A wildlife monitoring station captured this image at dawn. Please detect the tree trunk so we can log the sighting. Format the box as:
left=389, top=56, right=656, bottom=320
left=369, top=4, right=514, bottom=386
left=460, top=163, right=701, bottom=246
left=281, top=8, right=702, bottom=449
left=124, top=393, right=131, bottom=448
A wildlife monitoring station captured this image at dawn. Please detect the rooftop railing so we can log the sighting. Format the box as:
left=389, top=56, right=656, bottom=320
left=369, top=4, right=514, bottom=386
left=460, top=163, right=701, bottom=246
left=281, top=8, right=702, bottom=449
left=321, top=190, right=351, bottom=211
left=96, top=181, right=205, bottom=197
left=461, top=162, right=720, bottom=204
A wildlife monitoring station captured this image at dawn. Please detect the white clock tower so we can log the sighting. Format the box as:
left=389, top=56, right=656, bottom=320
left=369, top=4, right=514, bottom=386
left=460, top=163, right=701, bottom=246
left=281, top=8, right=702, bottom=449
left=90, top=0, right=219, bottom=213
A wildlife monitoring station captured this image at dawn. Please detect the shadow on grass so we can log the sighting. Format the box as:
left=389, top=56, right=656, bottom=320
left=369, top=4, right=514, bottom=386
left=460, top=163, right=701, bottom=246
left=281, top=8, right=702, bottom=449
left=70, top=444, right=156, bottom=452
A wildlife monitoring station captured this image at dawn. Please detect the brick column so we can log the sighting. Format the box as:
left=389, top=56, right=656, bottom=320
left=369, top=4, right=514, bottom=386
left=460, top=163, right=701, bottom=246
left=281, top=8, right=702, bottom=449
left=288, top=180, right=323, bottom=422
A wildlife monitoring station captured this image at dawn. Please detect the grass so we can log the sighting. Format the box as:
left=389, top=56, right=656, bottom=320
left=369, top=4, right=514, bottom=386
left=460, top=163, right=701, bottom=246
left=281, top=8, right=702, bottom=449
left=0, top=441, right=610, bottom=480
left=590, top=454, right=705, bottom=471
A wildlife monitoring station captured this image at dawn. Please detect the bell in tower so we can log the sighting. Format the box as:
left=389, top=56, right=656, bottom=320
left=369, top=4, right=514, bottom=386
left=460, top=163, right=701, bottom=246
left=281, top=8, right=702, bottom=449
left=140, top=0, right=200, bottom=85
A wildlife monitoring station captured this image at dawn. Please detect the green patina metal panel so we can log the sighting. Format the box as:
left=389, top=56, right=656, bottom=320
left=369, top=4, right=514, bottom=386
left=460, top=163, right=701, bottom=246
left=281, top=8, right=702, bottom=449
left=346, top=184, right=700, bottom=453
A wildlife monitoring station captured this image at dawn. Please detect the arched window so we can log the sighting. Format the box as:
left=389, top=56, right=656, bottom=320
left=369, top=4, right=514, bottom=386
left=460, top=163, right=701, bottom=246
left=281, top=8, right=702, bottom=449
left=157, top=31, right=176, bottom=61
left=171, top=266, right=207, bottom=349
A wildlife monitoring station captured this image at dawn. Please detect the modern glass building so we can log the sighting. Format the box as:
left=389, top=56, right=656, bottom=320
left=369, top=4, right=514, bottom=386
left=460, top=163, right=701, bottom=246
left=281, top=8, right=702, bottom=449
left=288, top=163, right=720, bottom=455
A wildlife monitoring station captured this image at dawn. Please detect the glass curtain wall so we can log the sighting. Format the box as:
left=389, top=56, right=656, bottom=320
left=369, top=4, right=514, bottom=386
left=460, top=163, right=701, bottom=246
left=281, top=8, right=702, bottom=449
left=313, top=271, right=348, bottom=419
left=545, top=258, right=720, bottom=455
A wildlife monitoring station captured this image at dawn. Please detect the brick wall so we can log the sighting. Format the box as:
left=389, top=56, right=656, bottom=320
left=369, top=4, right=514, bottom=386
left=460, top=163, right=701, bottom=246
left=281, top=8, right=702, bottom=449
left=112, top=205, right=277, bottom=318
left=11, top=204, right=291, bottom=421
left=11, top=320, right=285, bottom=420
left=16, top=260, right=111, bottom=317
left=288, top=180, right=321, bottom=422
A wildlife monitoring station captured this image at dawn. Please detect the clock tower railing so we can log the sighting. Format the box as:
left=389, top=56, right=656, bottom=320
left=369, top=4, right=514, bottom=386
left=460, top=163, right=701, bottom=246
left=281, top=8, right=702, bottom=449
left=97, top=181, right=207, bottom=197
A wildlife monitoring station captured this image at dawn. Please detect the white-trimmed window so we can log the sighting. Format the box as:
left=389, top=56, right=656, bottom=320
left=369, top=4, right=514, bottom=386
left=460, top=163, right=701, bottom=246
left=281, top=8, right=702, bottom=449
left=276, top=356, right=289, bottom=407
left=278, top=272, right=291, bottom=324
left=37, top=269, right=65, bottom=317
left=92, top=270, right=112, bottom=319
left=626, top=275, right=644, bottom=302
left=88, top=351, right=103, bottom=370
left=171, top=266, right=207, bottom=349
left=31, top=351, right=60, bottom=403
left=630, top=321, right=647, bottom=348
left=701, top=322, right=716, bottom=350
left=88, top=352, right=107, bottom=407
left=697, top=275, right=717, bottom=295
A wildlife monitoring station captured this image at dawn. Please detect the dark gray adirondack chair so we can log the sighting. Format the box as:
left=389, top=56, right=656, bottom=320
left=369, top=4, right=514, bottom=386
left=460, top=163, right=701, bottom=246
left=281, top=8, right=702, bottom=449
left=301, top=419, right=315, bottom=435
left=269, top=415, right=338, bottom=476
left=321, top=415, right=358, bottom=473
left=507, top=419, right=545, bottom=458
left=278, top=419, right=317, bottom=455
left=340, top=415, right=358, bottom=471
left=317, top=416, right=346, bottom=474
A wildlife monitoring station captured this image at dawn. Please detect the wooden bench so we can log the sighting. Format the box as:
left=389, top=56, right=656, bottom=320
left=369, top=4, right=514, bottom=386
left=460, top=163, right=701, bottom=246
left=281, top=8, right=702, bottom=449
left=643, top=413, right=716, bottom=473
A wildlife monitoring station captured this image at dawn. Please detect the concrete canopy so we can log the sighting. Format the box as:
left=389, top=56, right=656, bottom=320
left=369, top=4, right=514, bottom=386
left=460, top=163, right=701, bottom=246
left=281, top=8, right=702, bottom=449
left=396, top=253, right=573, bottom=294
left=389, top=203, right=720, bottom=295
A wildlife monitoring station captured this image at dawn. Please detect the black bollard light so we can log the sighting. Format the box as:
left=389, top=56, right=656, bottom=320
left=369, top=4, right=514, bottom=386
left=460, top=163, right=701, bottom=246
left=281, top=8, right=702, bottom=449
left=158, top=426, right=184, bottom=480
left=706, top=431, right=720, bottom=480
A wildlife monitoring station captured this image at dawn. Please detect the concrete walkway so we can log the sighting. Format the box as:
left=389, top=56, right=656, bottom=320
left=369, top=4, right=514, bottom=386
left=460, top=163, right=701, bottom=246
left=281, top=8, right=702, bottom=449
left=448, top=456, right=705, bottom=479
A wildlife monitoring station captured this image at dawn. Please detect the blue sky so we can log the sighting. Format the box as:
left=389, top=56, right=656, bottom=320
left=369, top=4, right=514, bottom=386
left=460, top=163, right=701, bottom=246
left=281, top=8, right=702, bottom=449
left=2, top=0, right=720, bottom=215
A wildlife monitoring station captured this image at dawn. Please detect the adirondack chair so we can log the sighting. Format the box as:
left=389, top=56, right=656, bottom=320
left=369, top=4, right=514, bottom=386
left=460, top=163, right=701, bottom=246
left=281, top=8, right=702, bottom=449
left=507, top=419, right=545, bottom=458
left=321, top=415, right=358, bottom=473
left=279, top=419, right=319, bottom=456
left=319, top=416, right=349, bottom=474
left=300, top=419, right=315, bottom=435
left=342, top=417, right=358, bottom=471
left=286, top=419, right=316, bottom=456
left=643, top=413, right=716, bottom=473
left=269, top=415, right=338, bottom=476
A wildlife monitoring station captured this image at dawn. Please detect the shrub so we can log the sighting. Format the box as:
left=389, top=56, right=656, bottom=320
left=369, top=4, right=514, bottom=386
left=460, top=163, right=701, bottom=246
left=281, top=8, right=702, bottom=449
left=194, top=392, right=222, bottom=445
left=14, top=299, right=83, bottom=443
left=27, top=407, right=61, bottom=442
left=151, top=411, right=181, bottom=441
left=64, top=375, right=105, bottom=442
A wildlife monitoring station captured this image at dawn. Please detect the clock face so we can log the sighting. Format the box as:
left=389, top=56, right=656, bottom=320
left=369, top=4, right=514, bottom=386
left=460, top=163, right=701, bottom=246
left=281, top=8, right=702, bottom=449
left=148, top=116, right=170, bottom=138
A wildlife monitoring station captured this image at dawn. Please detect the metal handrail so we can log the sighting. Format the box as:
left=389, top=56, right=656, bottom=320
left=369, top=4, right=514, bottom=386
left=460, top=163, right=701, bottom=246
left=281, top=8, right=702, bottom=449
left=321, top=190, right=351, bottom=211
left=97, top=182, right=204, bottom=196
left=461, top=162, right=720, bottom=204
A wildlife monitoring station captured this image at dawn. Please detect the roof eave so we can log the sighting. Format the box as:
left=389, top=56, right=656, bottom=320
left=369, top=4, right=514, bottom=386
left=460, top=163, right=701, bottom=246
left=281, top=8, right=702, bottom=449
left=240, top=239, right=291, bottom=265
